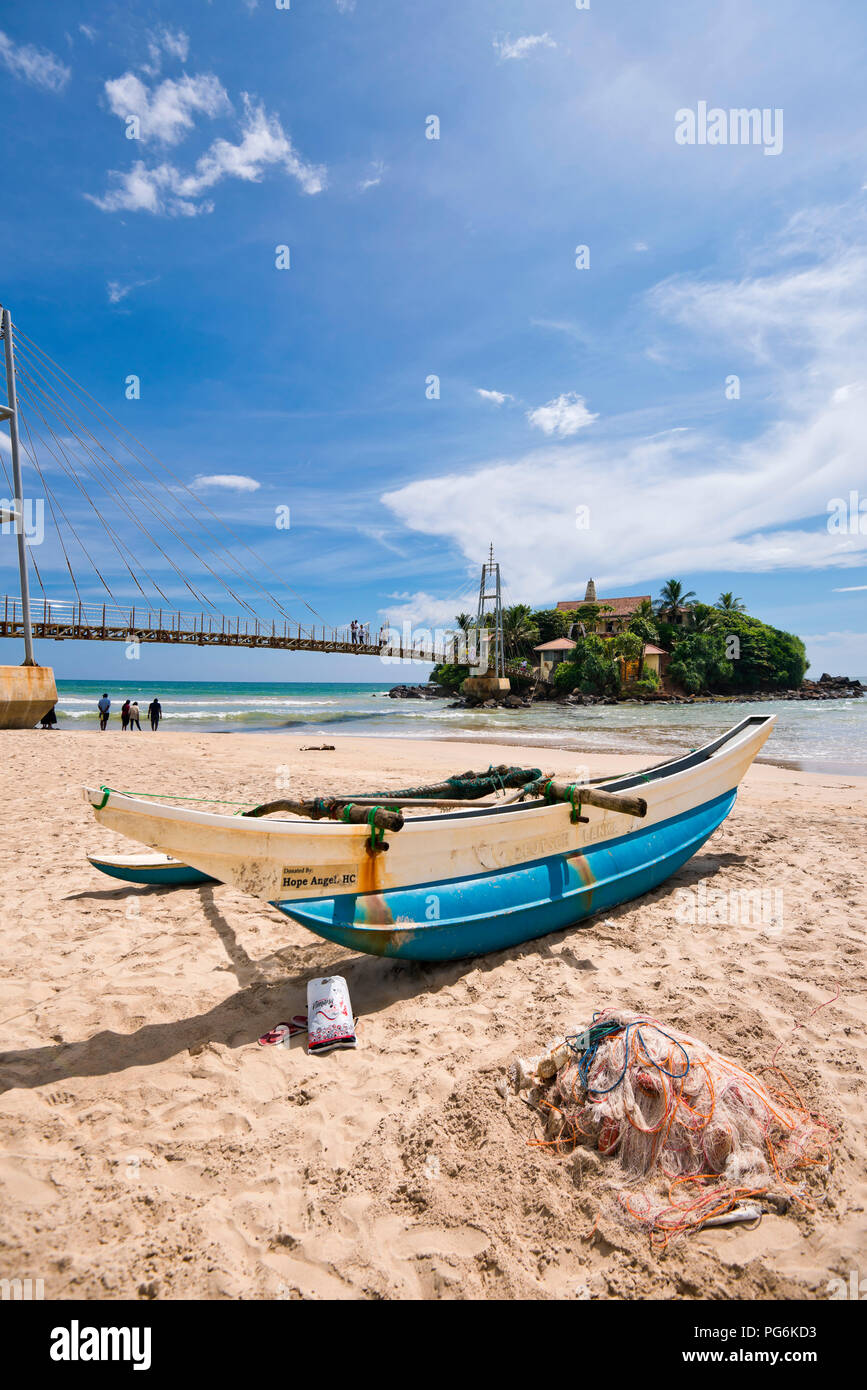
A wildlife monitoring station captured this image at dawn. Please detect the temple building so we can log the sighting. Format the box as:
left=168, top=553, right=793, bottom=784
left=556, top=579, right=651, bottom=635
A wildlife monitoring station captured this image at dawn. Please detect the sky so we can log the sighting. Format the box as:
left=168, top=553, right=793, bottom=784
left=0, top=0, right=865, bottom=682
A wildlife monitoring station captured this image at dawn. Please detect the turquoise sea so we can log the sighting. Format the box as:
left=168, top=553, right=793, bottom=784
left=54, top=679, right=867, bottom=775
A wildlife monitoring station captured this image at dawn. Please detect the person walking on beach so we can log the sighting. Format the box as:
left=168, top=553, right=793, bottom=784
left=97, top=693, right=111, bottom=730
left=120, top=698, right=131, bottom=732
left=129, top=699, right=141, bottom=731
left=148, top=697, right=162, bottom=731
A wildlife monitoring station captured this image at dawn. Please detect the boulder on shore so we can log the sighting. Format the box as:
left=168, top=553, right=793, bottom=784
left=387, top=683, right=449, bottom=700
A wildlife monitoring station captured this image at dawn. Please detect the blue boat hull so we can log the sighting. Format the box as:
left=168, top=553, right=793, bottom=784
left=88, top=857, right=215, bottom=887
left=273, top=788, right=737, bottom=961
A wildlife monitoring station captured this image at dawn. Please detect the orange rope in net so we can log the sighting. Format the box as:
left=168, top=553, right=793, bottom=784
left=521, top=1009, right=835, bottom=1247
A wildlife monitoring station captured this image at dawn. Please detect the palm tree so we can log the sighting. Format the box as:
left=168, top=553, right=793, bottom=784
left=656, top=579, right=697, bottom=624
left=691, top=602, right=721, bottom=633
left=717, top=591, right=746, bottom=614
left=454, top=613, right=473, bottom=633
left=502, top=603, right=539, bottom=658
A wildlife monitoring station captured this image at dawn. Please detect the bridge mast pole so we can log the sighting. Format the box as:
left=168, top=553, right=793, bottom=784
left=1, top=306, right=36, bottom=665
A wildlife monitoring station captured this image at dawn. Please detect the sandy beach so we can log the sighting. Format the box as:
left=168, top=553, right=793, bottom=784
left=0, top=727, right=864, bottom=1301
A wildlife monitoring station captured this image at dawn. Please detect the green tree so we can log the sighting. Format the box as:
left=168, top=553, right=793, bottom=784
left=531, top=608, right=574, bottom=644
left=627, top=611, right=660, bottom=672
left=691, top=602, right=721, bottom=634
left=552, top=634, right=621, bottom=695
left=717, top=614, right=807, bottom=691
left=667, top=632, right=734, bottom=694
left=717, top=591, right=747, bottom=614
left=502, top=603, right=539, bottom=657
left=430, top=662, right=469, bottom=692
left=656, top=578, right=697, bottom=623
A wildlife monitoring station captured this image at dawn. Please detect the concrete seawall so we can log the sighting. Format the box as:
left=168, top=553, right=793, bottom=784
left=0, top=665, right=57, bottom=728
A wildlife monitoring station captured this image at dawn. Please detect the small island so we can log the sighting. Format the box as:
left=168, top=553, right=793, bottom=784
left=411, top=578, right=863, bottom=708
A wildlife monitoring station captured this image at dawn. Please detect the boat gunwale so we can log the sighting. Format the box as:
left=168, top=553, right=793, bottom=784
left=82, top=715, right=774, bottom=833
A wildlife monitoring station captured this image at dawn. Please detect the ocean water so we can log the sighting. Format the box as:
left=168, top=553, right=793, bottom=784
left=53, top=679, right=867, bottom=774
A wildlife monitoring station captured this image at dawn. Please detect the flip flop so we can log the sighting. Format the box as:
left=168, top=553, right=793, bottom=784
left=279, top=1014, right=309, bottom=1045
left=257, top=1022, right=293, bottom=1047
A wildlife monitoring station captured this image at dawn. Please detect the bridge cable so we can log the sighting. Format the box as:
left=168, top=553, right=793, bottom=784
left=15, top=364, right=246, bottom=614
left=14, top=323, right=326, bottom=625
left=14, top=339, right=302, bottom=626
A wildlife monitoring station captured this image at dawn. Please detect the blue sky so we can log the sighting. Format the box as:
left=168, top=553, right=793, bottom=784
left=1, top=0, right=865, bottom=682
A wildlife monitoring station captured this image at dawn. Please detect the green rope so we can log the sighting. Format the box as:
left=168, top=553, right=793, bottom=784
left=341, top=803, right=356, bottom=822
left=565, top=783, right=584, bottom=824
left=95, top=784, right=251, bottom=806
left=367, top=807, right=386, bottom=851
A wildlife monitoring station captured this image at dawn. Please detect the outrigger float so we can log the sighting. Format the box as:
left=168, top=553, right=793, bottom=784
left=84, top=715, right=774, bottom=961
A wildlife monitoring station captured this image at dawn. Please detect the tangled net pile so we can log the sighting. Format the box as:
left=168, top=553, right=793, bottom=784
left=515, top=1009, right=834, bottom=1247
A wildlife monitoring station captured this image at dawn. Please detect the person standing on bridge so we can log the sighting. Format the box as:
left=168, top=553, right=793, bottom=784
left=148, top=697, right=162, bottom=731
left=129, top=699, right=141, bottom=731
left=97, top=693, right=111, bottom=731
left=350, top=619, right=358, bottom=645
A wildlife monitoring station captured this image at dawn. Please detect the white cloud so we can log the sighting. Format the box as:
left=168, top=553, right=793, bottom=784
left=358, top=160, right=385, bottom=192
left=107, top=278, right=157, bottom=304
left=89, top=95, right=325, bottom=215
left=0, top=30, right=70, bottom=91
left=493, top=34, right=556, bottom=62
left=335, top=1, right=356, bottom=12
left=477, top=388, right=512, bottom=405
left=140, top=27, right=190, bottom=77
left=157, top=28, right=189, bottom=63
left=381, top=209, right=867, bottom=603
left=526, top=392, right=597, bottom=437
left=833, top=585, right=867, bottom=592
left=192, top=474, right=261, bottom=492
left=634, top=241, right=649, bottom=252
left=378, top=591, right=470, bottom=631
left=104, top=72, right=230, bottom=145
left=79, top=25, right=97, bottom=43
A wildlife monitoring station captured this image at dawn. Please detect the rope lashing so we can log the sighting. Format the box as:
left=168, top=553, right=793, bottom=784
left=366, top=807, right=387, bottom=852
left=564, top=783, right=588, bottom=824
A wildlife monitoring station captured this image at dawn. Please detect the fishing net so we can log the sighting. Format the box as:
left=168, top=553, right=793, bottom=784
left=511, top=1009, right=834, bottom=1247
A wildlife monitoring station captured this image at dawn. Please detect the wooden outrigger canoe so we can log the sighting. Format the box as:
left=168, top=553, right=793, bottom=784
left=83, top=715, right=774, bottom=961
left=87, top=852, right=215, bottom=887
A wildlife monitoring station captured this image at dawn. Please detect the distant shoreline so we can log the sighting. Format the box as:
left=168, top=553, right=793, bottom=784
left=31, top=720, right=867, bottom=778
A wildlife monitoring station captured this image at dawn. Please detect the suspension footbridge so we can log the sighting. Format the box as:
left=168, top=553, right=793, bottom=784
left=0, top=595, right=447, bottom=661
left=0, top=303, right=454, bottom=700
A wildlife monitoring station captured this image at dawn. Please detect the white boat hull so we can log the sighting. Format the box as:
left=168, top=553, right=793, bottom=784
left=83, top=716, right=774, bottom=904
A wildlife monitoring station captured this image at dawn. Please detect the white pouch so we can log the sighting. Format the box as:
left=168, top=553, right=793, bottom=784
left=306, top=975, right=357, bottom=1054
